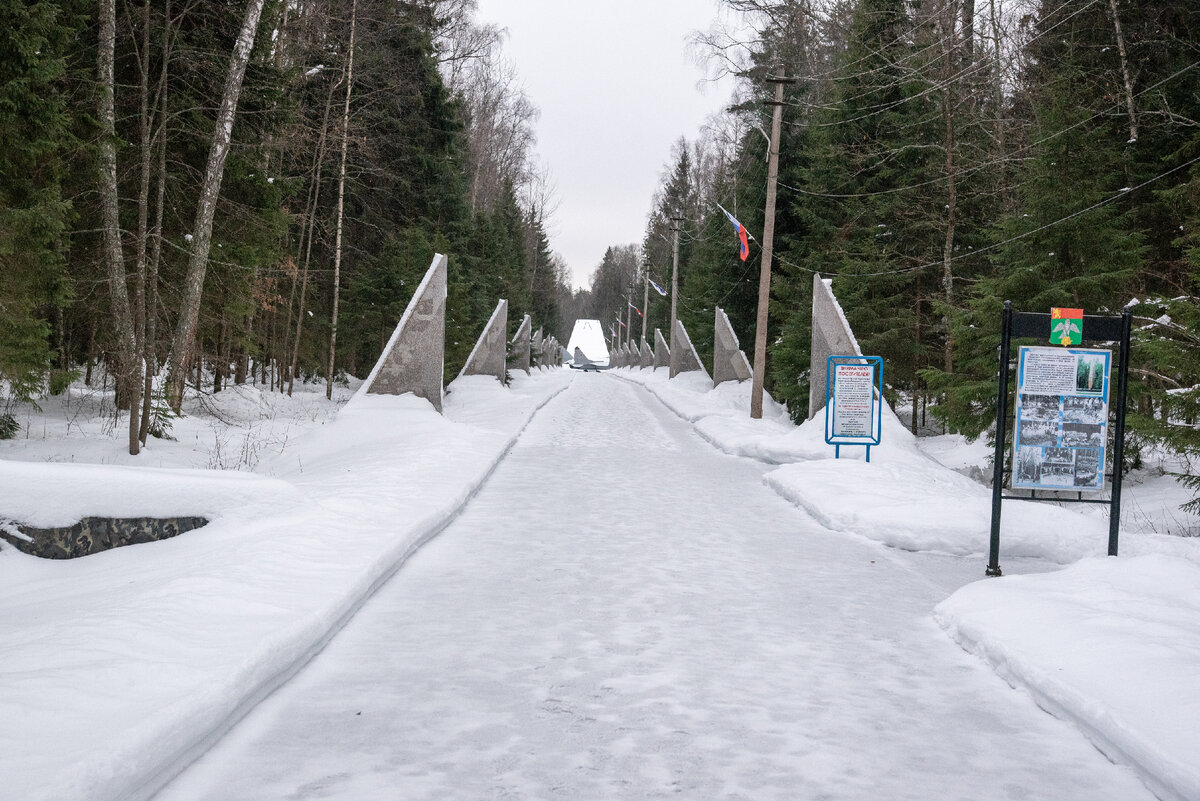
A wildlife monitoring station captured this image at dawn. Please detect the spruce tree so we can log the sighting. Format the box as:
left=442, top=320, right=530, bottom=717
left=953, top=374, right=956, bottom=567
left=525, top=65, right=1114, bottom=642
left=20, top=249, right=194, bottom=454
left=0, top=0, right=82, bottom=404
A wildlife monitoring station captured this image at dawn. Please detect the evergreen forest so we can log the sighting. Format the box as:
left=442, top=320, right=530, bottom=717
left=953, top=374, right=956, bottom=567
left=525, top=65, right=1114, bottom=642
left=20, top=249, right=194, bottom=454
left=582, top=0, right=1200, bottom=510
left=0, top=0, right=571, bottom=452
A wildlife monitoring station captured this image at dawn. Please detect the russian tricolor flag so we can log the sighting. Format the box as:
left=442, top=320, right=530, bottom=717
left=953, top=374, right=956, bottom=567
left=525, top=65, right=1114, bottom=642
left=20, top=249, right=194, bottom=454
left=717, top=203, right=750, bottom=262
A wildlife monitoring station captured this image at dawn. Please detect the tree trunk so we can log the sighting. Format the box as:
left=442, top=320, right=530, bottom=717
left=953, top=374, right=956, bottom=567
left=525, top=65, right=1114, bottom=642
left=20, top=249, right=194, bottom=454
left=141, top=0, right=171, bottom=444
left=912, top=274, right=921, bottom=436
left=131, top=0, right=156, bottom=448
left=988, top=0, right=1005, bottom=176
left=193, top=341, right=203, bottom=391
left=960, top=0, right=974, bottom=60
left=290, top=78, right=339, bottom=396
left=98, top=0, right=142, bottom=455
left=327, top=0, right=357, bottom=401
left=1106, top=0, right=1138, bottom=143
left=85, top=319, right=96, bottom=386
left=214, top=311, right=231, bottom=393
left=941, top=11, right=958, bottom=376
left=164, top=0, right=268, bottom=411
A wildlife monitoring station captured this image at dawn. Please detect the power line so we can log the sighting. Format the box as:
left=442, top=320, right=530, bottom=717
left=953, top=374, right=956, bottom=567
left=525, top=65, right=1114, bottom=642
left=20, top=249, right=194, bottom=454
left=771, top=0, right=1097, bottom=89
left=768, top=0, right=1101, bottom=132
left=774, top=152, right=1200, bottom=280
left=772, top=58, right=1200, bottom=200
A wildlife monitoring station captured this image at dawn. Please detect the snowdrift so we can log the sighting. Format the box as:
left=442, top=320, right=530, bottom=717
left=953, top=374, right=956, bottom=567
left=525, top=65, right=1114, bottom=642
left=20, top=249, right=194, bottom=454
left=0, top=370, right=572, bottom=801
left=936, top=555, right=1200, bottom=801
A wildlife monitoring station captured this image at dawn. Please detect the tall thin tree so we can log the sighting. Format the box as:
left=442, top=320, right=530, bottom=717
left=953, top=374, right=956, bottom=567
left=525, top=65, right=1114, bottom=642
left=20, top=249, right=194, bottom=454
left=164, top=0, right=268, bottom=411
left=327, top=0, right=358, bottom=400
left=97, top=0, right=142, bottom=455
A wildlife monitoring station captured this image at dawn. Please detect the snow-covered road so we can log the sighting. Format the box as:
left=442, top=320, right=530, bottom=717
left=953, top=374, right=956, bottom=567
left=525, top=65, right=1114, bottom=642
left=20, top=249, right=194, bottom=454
left=152, top=375, right=1154, bottom=801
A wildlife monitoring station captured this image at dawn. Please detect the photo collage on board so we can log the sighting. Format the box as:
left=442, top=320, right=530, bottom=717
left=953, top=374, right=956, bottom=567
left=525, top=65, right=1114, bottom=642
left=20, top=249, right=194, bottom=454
left=1012, top=348, right=1110, bottom=491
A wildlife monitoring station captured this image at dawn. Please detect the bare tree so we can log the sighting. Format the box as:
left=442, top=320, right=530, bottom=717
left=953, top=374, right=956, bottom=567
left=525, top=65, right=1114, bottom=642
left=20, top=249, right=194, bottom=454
left=97, top=0, right=142, bottom=455
left=327, top=0, right=358, bottom=400
left=290, top=77, right=340, bottom=396
left=164, top=0, right=268, bottom=411
left=1106, top=0, right=1138, bottom=143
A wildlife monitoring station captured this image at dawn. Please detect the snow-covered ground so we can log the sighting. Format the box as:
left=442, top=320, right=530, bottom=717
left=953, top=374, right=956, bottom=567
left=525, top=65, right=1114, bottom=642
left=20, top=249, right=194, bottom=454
left=152, top=375, right=1154, bottom=801
left=2, top=363, right=1198, bottom=801
left=0, top=375, right=353, bottom=471
left=613, top=365, right=1200, bottom=801
left=0, top=369, right=572, bottom=801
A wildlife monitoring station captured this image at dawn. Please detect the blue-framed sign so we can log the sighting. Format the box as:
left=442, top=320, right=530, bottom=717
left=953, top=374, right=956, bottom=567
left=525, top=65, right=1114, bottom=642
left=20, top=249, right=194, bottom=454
left=824, top=355, right=884, bottom=461
left=1012, top=346, right=1111, bottom=491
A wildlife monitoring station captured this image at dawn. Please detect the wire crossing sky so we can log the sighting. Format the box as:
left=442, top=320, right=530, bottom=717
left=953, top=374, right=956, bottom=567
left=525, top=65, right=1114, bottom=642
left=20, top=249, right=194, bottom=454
left=474, top=0, right=733, bottom=289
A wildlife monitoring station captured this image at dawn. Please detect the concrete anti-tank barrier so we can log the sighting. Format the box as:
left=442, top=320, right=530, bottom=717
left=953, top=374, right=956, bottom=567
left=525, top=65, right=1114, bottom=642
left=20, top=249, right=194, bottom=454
left=809, top=273, right=863, bottom=419
left=653, top=328, right=670, bottom=369
left=508, top=314, right=532, bottom=374
left=359, top=253, right=447, bottom=412
left=458, top=298, right=508, bottom=383
left=713, top=306, right=753, bottom=386
left=670, top=319, right=709, bottom=379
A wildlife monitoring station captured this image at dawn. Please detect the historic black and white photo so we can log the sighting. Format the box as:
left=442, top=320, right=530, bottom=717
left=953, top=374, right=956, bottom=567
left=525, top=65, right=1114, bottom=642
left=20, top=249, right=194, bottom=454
left=1074, top=449, right=1102, bottom=488
left=1062, top=422, right=1104, bottom=447
left=1021, top=394, right=1061, bottom=421
left=1063, top=396, right=1107, bottom=425
left=1019, top=420, right=1059, bottom=447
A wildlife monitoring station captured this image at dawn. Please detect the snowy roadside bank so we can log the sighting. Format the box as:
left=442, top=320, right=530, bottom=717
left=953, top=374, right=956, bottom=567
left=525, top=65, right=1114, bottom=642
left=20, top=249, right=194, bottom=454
left=0, top=369, right=572, bottom=801
left=612, top=366, right=1198, bottom=564
left=610, top=364, right=1200, bottom=800
left=936, top=555, right=1200, bottom=801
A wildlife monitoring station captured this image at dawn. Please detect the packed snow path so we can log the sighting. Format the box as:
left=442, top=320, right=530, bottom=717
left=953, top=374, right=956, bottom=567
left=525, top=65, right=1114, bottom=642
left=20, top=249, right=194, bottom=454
left=154, top=375, right=1153, bottom=801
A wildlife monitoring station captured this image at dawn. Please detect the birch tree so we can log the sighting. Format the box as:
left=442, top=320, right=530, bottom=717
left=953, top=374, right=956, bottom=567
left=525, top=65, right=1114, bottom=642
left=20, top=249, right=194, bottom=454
left=164, top=0, right=267, bottom=411
left=327, top=0, right=358, bottom=400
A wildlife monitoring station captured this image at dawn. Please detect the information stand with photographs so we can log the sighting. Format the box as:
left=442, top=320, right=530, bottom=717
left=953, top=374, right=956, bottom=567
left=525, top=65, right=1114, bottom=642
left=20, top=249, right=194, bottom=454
left=1013, top=347, right=1111, bottom=492
left=824, top=355, right=884, bottom=462
left=988, top=302, right=1131, bottom=576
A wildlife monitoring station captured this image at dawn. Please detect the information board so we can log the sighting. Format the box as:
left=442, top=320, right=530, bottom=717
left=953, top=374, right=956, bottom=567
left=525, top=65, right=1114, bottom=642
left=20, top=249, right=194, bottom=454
left=823, top=355, right=883, bottom=461
left=832, top=363, right=875, bottom=437
left=1012, top=346, right=1111, bottom=491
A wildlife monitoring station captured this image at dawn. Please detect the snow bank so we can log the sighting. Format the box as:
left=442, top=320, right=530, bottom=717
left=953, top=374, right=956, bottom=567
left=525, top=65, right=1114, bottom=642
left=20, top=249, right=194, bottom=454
left=760, top=407, right=1119, bottom=562
left=613, top=367, right=1200, bottom=565
left=0, top=369, right=572, bottom=801
left=0, top=462, right=299, bottom=529
left=0, top=379, right=356, bottom=471
left=935, top=555, right=1200, bottom=801
left=614, top=368, right=807, bottom=461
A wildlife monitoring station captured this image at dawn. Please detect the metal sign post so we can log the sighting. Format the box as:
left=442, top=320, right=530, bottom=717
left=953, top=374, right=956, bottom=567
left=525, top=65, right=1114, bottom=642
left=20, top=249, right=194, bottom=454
left=987, top=301, right=1132, bottom=576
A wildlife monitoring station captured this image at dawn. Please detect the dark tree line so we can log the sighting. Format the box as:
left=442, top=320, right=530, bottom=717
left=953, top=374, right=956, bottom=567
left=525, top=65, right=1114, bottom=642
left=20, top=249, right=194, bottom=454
left=0, top=0, right=572, bottom=452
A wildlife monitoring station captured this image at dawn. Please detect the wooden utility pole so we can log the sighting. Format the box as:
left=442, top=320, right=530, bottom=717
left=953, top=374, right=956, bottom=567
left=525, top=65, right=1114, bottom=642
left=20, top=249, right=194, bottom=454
left=641, top=268, right=650, bottom=345
left=750, top=74, right=795, bottom=419
left=669, top=216, right=682, bottom=355
left=625, top=290, right=633, bottom=350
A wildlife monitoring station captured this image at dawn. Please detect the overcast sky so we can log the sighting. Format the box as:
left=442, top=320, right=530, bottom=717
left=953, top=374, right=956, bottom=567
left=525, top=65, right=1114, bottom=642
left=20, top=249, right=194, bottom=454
left=473, top=0, right=735, bottom=289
